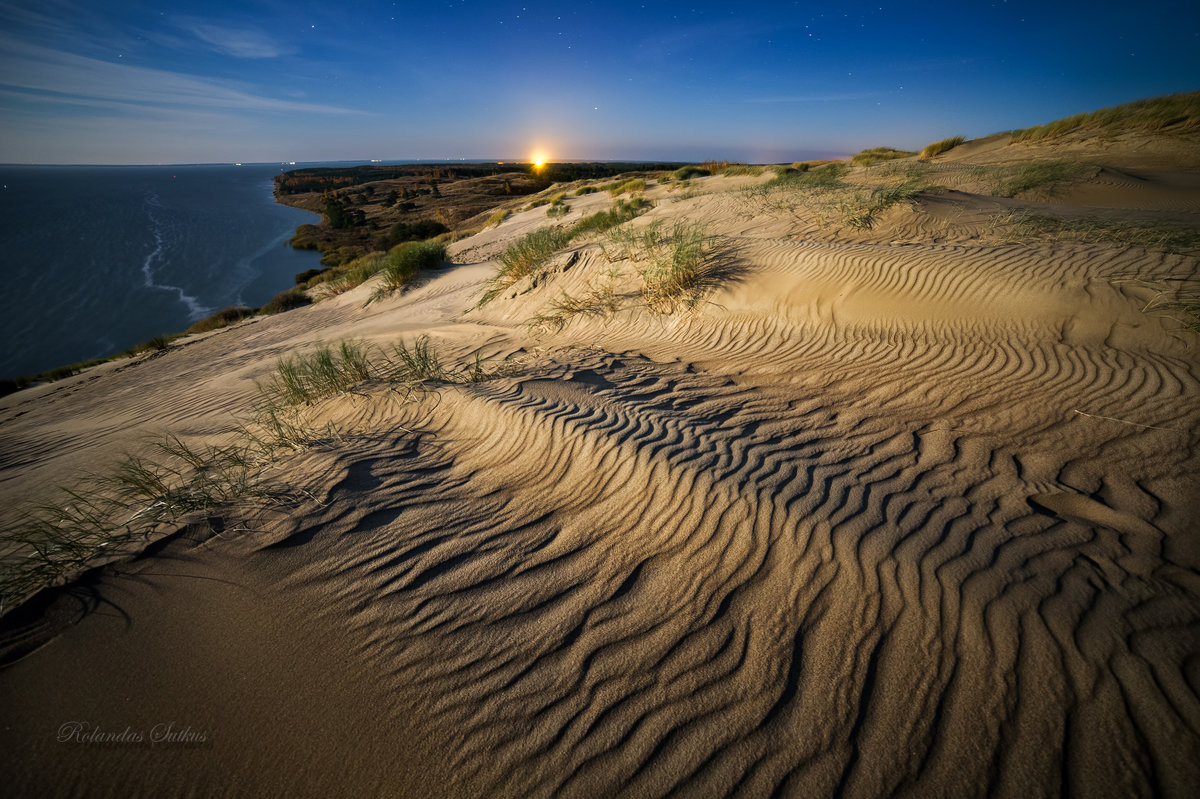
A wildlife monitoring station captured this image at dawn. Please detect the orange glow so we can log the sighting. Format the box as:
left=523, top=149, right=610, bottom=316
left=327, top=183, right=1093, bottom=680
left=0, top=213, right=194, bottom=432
left=532, top=152, right=547, bottom=168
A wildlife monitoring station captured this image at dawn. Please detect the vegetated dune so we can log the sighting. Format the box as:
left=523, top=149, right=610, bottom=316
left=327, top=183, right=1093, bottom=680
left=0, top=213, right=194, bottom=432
left=1, top=131, right=1199, bottom=798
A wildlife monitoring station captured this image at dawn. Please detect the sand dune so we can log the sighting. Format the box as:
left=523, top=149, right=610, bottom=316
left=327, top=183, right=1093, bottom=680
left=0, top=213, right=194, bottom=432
left=2, top=136, right=1199, bottom=797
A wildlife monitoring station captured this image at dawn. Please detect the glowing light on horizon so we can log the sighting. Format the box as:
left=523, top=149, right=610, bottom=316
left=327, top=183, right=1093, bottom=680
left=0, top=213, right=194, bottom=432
left=532, top=152, right=547, bottom=167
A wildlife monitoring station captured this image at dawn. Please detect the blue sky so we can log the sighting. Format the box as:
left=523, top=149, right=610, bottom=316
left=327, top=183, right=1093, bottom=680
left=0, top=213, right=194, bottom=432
left=1, top=0, right=1196, bottom=164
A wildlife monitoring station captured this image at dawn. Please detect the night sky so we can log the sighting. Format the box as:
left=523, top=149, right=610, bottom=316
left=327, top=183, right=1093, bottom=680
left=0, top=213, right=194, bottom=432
left=1, top=0, right=1197, bottom=165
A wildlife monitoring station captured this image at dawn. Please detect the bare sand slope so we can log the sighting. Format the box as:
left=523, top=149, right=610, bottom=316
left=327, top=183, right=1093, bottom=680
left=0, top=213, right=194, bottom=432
left=2, top=144, right=1199, bottom=797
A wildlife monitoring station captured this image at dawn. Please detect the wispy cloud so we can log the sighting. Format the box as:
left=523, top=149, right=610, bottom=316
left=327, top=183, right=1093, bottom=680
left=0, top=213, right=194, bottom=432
left=0, top=35, right=353, bottom=114
left=181, top=20, right=295, bottom=59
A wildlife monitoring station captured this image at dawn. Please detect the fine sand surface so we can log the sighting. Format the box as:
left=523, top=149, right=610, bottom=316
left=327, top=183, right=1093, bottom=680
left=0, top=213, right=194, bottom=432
left=2, top=135, right=1199, bottom=797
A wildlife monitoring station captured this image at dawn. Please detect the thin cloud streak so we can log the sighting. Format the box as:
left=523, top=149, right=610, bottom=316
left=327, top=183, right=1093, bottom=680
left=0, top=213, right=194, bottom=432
left=0, top=35, right=355, bottom=115
left=181, top=19, right=295, bottom=59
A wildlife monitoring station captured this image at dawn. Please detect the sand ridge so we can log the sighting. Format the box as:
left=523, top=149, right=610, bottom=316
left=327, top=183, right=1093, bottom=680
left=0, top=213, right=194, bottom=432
left=1, top=137, right=1199, bottom=797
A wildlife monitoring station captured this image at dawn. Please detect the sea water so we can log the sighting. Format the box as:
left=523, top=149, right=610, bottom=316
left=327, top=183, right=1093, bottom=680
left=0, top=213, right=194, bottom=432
left=0, top=163, right=324, bottom=379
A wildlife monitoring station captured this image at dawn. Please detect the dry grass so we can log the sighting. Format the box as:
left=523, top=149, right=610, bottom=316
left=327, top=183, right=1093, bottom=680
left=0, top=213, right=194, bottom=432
left=1012, top=90, right=1200, bottom=142
left=918, top=136, right=965, bottom=160
left=852, top=147, right=916, bottom=166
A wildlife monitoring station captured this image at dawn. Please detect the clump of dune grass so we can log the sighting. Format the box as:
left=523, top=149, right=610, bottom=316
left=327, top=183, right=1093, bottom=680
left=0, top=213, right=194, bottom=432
left=835, top=177, right=928, bottom=229
left=315, top=252, right=388, bottom=298
left=639, top=223, right=711, bottom=313
left=989, top=210, right=1200, bottom=253
left=186, top=306, right=254, bottom=334
left=546, top=198, right=570, bottom=218
left=673, top=165, right=710, bottom=180
left=765, top=161, right=849, bottom=190
left=721, top=164, right=764, bottom=176
left=259, top=287, right=312, bottom=315
left=570, top=196, right=652, bottom=237
left=575, top=185, right=599, bottom=195
left=368, top=240, right=446, bottom=303
left=852, top=147, right=917, bottom=167
left=126, top=334, right=174, bottom=355
left=485, top=209, right=511, bottom=228
left=601, top=221, right=714, bottom=313
left=1012, top=91, right=1200, bottom=142
left=528, top=271, right=621, bottom=332
left=477, top=226, right=574, bottom=306
left=0, top=432, right=309, bottom=612
left=259, top=340, right=377, bottom=407
left=989, top=160, right=1092, bottom=198
left=918, top=136, right=966, bottom=160
left=605, top=178, right=646, bottom=196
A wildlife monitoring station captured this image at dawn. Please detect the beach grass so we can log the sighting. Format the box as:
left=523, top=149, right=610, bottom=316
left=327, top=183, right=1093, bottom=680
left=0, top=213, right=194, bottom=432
left=852, top=147, right=917, bottom=166
left=485, top=209, right=511, bottom=228
left=368, top=240, right=447, bottom=303
left=918, top=136, right=966, bottom=160
left=259, top=287, right=313, bottom=315
left=186, top=306, right=255, bottom=334
left=1011, top=90, right=1200, bottom=141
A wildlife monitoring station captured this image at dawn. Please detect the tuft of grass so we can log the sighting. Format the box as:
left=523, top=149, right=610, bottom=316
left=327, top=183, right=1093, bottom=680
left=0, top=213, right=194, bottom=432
left=851, top=146, right=917, bottom=167
left=639, top=223, right=711, bottom=313
left=990, top=160, right=1091, bottom=198
left=990, top=211, right=1200, bottom=253
left=602, top=221, right=715, bottom=313
left=721, top=164, right=764, bottom=176
left=673, top=166, right=711, bottom=180
left=259, top=287, right=312, bottom=315
left=369, top=240, right=446, bottom=302
left=605, top=178, right=647, bottom=196
left=528, top=271, right=621, bottom=332
left=485, top=209, right=511, bottom=228
left=765, top=162, right=849, bottom=190
left=316, top=252, right=388, bottom=297
left=1, top=433, right=309, bottom=612
left=918, top=136, right=966, bottom=160
left=186, top=306, right=254, bottom=334
left=1011, top=90, right=1200, bottom=142
left=385, top=335, right=447, bottom=382
left=478, top=226, right=574, bottom=306
left=575, top=185, right=599, bottom=195
left=260, top=339, right=378, bottom=407
left=570, top=196, right=651, bottom=237
left=836, top=178, right=928, bottom=229
left=128, top=334, right=173, bottom=355
left=546, top=198, right=570, bottom=218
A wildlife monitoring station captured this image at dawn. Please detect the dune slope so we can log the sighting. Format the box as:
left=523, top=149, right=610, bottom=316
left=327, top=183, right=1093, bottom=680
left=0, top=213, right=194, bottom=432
left=1, top=139, right=1199, bottom=797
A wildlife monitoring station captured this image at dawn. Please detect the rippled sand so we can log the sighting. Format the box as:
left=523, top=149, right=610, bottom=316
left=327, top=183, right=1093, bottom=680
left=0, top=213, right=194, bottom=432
left=2, top=134, right=1198, bottom=797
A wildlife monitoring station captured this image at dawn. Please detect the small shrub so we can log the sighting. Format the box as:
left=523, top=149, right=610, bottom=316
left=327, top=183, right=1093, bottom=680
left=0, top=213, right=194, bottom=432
left=294, top=268, right=326, bottom=285
left=388, top=220, right=449, bottom=247
left=918, top=136, right=966, bottom=160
